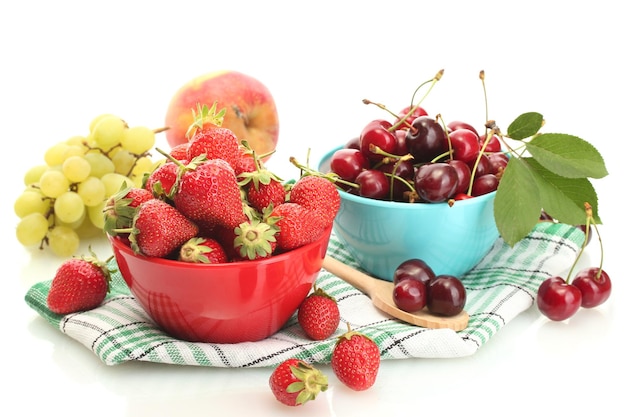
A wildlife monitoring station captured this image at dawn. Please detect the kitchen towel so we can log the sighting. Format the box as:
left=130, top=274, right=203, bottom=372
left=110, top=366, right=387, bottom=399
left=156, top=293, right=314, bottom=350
left=24, top=221, right=584, bottom=367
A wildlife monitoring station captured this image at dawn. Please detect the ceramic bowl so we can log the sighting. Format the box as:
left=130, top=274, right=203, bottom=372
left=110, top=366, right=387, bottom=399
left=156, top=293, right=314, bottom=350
left=318, top=146, right=499, bottom=281
left=109, top=226, right=332, bottom=344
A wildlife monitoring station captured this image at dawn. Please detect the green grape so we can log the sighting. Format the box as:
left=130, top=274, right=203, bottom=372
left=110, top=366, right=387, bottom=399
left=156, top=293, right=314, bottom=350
left=62, top=144, right=86, bottom=160
left=16, top=212, right=49, bottom=246
left=44, top=142, right=71, bottom=166
left=54, top=191, right=85, bottom=223
left=54, top=208, right=86, bottom=229
left=90, top=114, right=127, bottom=151
left=47, top=225, right=80, bottom=257
left=77, top=176, right=106, bottom=207
left=62, top=155, right=91, bottom=183
left=89, top=113, right=116, bottom=132
left=111, top=148, right=136, bottom=176
left=87, top=201, right=106, bottom=229
left=24, top=164, right=48, bottom=186
left=39, top=169, right=70, bottom=198
left=101, top=172, right=132, bottom=197
left=14, top=189, right=51, bottom=218
left=74, top=213, right=105, bottom=238
left=130, top=155, right=154, bottom=187
left=65, top=135, right=89, bottom=151
left=121, top=125, right=156, bottom=155
left=84, top=152, right=115, bottom=178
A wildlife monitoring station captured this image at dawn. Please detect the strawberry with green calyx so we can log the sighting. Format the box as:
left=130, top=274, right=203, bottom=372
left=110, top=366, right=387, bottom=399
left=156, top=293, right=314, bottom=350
left=178, top=237, right=228, bottom=264
left=184, top=101, right=226, bottom=139
left=103, top=182, right=154, bottom=236
left=269, top=358, right=328, bottom=407
left=47, top=249, right=114, bottom=315
left=233, top=217, right=278, bottom=260
left=114, top=198, right=199, bottom=258
left=239, top=150, right=286, bottom=212
left=331, top=323, right=381, bottom=391
left=297, top=285, right=340, bottom=340
left=144, top=159, right=186, bottom=202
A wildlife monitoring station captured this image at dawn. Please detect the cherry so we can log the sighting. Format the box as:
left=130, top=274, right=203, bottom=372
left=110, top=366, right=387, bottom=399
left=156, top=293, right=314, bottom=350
left=571, top=267, right=612, bottom=308
left=345, top=136, right=360, bottom=150
left=536, top=276, right=582, bottom=321
left=487, top=152, right=509, bottom=177
left=355, top=169, right=390, bottom=200
left=447, top=120, right=479, bottom=138
left=479, top=133, right=502, bottom=153
left=448, top=128, right=480, bottom=163
left=468, top=154, right=492, bottom=178
left=447, top=159, right=471, bottom=195
left=360, top=119, right=396, bottom=161
left=393, top=279, right=427, bottom=312
left=394, top=129, right=409, bottom=155
left=394, top=105, right=428, bottom=129
left=405, top=116, right=448, bottom=163
left=380, top=159, right=415, bottom=201
left=414, top=162, right=459, bottom=203
left=471, top=173, right=499, bottom=196
left=330, top=148, right=370, bottom=182
left=427, top=275, right=466, bottom=317
left=393, top=258, right=435, bottom=286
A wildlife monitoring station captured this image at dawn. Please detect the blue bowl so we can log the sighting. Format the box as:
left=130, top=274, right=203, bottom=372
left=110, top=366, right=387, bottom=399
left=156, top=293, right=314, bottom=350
left=319, top=146, right=499, bottom=281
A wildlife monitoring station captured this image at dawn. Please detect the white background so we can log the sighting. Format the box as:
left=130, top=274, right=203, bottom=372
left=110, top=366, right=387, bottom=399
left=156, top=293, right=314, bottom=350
left=2, top=1, right=624, bottom=416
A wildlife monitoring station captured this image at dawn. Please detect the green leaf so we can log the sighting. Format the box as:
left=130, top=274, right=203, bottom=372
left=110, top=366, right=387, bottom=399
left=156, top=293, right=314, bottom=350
left=525, top=133, right=609, bottom=179
left=494, top=157, right=542, bottom=246
left=506, top=112, right=544, bottom=140
left=524, top=158, right=601, bottom=225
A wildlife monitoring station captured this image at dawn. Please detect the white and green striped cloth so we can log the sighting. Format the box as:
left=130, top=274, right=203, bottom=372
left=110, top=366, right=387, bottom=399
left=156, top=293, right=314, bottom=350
left=25, top=222, right=584, bottom=367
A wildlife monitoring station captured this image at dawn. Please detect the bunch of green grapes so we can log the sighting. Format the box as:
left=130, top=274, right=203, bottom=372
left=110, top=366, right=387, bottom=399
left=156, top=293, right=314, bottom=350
left=14, top=114, right=164, bottom=257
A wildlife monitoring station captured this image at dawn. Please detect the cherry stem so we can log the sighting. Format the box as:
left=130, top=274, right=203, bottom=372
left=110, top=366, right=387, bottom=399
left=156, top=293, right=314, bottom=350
left=390, top=69, right=444, bottom=132
left=480, top=70, right=489, bottom=138
left=362, top=99, right=413, bottom=130
left=565, top=202, right=603, bottom=283
left=289, top=156, right=359, bottom=190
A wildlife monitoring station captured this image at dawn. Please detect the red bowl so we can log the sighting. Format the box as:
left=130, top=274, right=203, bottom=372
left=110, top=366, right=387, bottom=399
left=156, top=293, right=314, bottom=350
left=109, top=226, right=332, bottom=344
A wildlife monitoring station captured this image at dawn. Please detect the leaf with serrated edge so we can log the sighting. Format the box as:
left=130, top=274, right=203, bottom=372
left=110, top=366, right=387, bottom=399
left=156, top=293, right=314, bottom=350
left=525, top=133, right=609, bottom=179
left=506, top=112, right=544, bottom=140
left=524, top=158, right=601, bottom=225
left=494, top=157, right=542, bottom=246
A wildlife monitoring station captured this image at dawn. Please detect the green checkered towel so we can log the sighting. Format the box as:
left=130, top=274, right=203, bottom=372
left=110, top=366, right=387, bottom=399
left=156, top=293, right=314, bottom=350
left=24, top=221, right=583, bottom=367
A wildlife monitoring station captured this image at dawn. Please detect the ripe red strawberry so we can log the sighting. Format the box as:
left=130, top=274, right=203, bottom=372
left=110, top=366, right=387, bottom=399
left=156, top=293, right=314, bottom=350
left=297, top=286, right=340, bottom=340
left=144, top=159, right=185, bottom=200
left=269, top=358, right=328, bottom=406
left=270, top=202, right=326, bottom=250
left=232, top=145, right=257, bottom=176
left=178, top=237, right=228, bottom=263
left=186, top=126, right=242, bottom=168
left=289, top=175, right=341, bottom=229
left=331, top=325, right=380, bottom=391
left=244, top=176, right=286, bottom=212
left=173, top=158, right=247, bottom=230
left=169, top=142, right=189, bottom=161
left=103, top=184, right=154, bottom=235
left=127, top=199, right=199, bottom=257
left=47, top=254, right=112, bottom=315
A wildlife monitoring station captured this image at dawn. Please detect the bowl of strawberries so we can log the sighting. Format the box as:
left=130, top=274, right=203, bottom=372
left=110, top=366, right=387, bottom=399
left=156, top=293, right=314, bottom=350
left=104, top=109, right=340, bottom=344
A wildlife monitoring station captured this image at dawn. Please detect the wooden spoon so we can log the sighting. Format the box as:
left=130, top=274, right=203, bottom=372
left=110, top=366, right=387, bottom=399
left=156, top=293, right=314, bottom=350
left=322, top=255, right=469, bottom=331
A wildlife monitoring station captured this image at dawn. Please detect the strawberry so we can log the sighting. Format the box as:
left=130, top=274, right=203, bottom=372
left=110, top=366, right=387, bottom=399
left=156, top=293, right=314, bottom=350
left=270, top=202, right=326, bottom=251
left=297, top=286, right=340, bottom=340
left=289, top=175, right=341, bottom=229
left=169, top=142, right=189, bottom=161
left=269, top=358, right=328, bottom=406
left=47, top=252, right=112, bottom=315
left=178, top=237, right=228, bottom=263
left=186, top=126, right=242, bottom=168
left=184, top=101, right=227, bottom=139
left=330, top=325, right=380, bottom=391
left=241, top=171, right=286, bottom=212
left=144, top=159, right=185, bottom=200
left=173, top=158, right=247, bottom=230
left=233, top=217, right=278, bottom=260
left=124, top=199, right=199, bottom=257
left=103, top=183, right=153, bottom=235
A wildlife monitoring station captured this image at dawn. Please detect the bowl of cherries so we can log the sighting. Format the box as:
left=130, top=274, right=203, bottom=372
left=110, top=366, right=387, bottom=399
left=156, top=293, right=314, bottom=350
left=315, top=105, right=506, bottom=282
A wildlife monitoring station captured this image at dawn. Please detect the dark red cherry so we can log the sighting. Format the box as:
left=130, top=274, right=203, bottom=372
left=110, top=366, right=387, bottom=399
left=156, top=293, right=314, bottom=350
left=405, top=116, right=448, bottom=163
left=330, top=148, right=370, bottom=182
left=393, top=258, right=436, bottom=286
left=380, top=160, right=415, bottom=201
left=471, top=173, right=499, bottom=196
left=394, top=105, right=428, bottom=129
left=468, top=154, right=492, bottom=178
left=448, top=128, right=480, bottom=163
left=487, top=152, right=509, bottom=177
left=571, top=267, right=612, bottom=308
left=427, top=275, right=466, bottom=317
left=414, top=163, right=459, bottom=203
left=394, top=129, right=409, bottom=155
left=345, top=136, right=360, bottom=150
left=447, top=159, right=471, bottom=195
left=537, top=276, right=582, bottom=321
left=393, top=279, right=427, bottom=312
left=355, top=169, right=390, bottom=200
left=479, top=133, right=502, bottom=153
